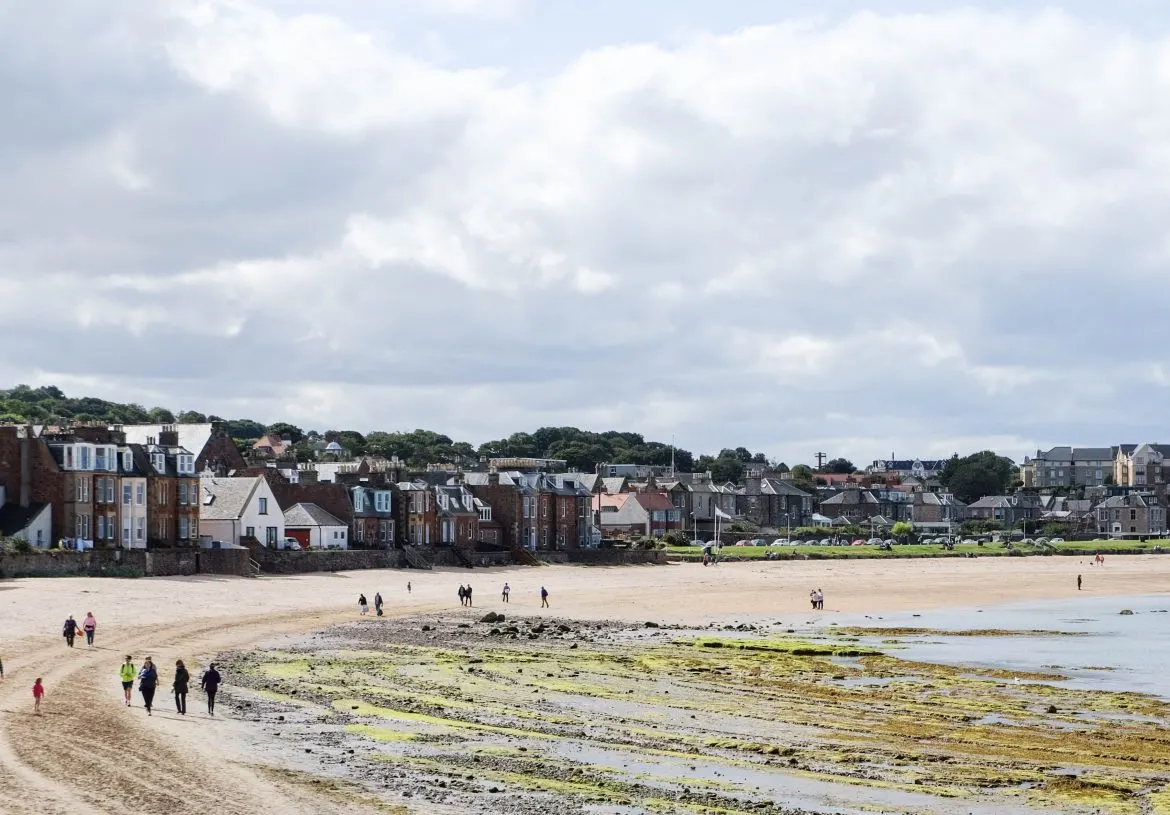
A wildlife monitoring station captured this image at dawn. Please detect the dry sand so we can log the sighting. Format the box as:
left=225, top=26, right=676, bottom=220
left=0, top=555, right=1166, bottom=814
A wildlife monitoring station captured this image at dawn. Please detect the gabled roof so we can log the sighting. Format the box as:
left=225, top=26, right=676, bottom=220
left=283, top=502, right=345, bottom=528
left=821, top=489, right=878, bottom=506
left=760, top=479, right=811, bottom=498
left=0, top=502, right=48, bottom=537
left=120, top=424, right=214, bottom=459
left=199, top=477, right=263, bottom=520
left=634, top=492, right=675, bottom=511
left=601, top=477, right=628, bottom=494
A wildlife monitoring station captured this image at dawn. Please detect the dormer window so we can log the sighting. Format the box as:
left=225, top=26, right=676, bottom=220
left=151, top=453, right=165, bottom=472
left=353, top=490, right=365, bottom=513
left=374, top=491, right=391, bottom=513
left=122, top=452, right=133, bottom=472
left=177, top=454, right=195, bottom=475
left=78, top=445, right=93, bottom=471
left=64, top=446, right=75, bottom=470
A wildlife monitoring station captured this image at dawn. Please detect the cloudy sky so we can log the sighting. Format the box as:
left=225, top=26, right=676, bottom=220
left=3, top=0, right=1169, bottom=465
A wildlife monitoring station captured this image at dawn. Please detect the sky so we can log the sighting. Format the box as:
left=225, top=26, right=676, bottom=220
left=3, top=0, right=1170, bottom=466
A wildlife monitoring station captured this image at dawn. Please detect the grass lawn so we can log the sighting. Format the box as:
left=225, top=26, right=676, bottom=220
left=665, top=539, right=1170, bottom=560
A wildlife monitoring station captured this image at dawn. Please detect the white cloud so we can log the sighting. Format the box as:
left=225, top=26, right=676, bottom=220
left=420, top=0, right=525, bottom=17
left=3, top=2, right=1170, bottom=463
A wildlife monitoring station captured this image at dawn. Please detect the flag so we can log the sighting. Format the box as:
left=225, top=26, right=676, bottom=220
left=715, top=507, right=733, bottom=520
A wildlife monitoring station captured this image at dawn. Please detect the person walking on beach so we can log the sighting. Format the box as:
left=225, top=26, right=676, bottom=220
left=502, top=583, right=510, bottom=603
left=62, top=615, right=78, bottom=648
left=173, top=660, right=190, bottom=715
left=33, top=677, right=44, bottom=715
left=809, top=589, right=817, bottom=610
left=202, top=663, right=221, bottom=716
left=465, top=584, right=473, bottom=607
left=540, top=586, right=549, bottom=608
left=817, top=589, right=825, bottom=610
left=358, top=594, right=369, bottom=615
left=374, top=592, right=384, bottom=617
left=407, top=581, right=411, bottom=594
left=138, top=657, right=158, bottom=716
left=120, top=656, right=136, bottom=707
left=1077, top=574, right=1082, bottom=591
left=82, top=612, right=97, bottom=648
left=458, top=585, right=466, bottom=606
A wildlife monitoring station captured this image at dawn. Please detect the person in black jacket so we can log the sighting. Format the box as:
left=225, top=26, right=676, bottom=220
left=173, top=659, right=190, bottom=715
left=62, top=616, right=78, bottom=648
left=202, top=663, right=221, bottom=716
left=138, top=657, right=158, bottom=715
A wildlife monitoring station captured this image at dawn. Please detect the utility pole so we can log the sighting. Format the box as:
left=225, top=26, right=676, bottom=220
left=816, top=452, right=827, bottom=471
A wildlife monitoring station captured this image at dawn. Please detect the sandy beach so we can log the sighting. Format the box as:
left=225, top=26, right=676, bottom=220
left=0, top=556, right=1167, bottom=815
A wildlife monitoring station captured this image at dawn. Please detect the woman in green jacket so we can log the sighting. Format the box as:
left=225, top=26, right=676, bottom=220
left=119, top=656, right=136, bottom=707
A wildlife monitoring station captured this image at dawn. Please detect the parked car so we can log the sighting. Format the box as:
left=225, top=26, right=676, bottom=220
left=819, top=538, right=832, bottom=546
left=770, top=538, right=789, bottom=546
left=1050, top=537, right=1065, bottom=543
left=690, top=539, right=707, bottom=547
left=867, top=537, right=883, bottom=545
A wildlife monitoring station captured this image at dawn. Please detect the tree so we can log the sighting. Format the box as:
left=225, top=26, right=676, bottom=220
left=265, top=422, right=304, bottom=444
left=939, top=451, right=1017, bottom=504
left=771, top=461, right=790, bottom=474
left=177, top=410, right=207, bottom=423
left=148, top=407, right=175, bottom=423
left=891, top=521, right=913, bottom=537
left=825, top=458, right=855, bottom=474
left=790, top=464, right=817, bottom=492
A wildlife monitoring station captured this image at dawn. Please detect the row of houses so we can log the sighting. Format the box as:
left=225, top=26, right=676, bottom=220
left=1021, top=443, right=1170, bottom=490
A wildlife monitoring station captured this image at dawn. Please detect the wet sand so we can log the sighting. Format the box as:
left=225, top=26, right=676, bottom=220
left=0, top=556, right=1166, bottom=814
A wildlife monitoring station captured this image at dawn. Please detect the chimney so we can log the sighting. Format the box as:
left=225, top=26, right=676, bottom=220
left=488, top=472, right=499, bottom=487
left=20, top=425, right=32, bottom=508
left=159, top=425, right=179, bottom=447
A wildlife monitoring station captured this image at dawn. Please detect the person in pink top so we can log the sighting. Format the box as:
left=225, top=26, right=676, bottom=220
left=33, top=678, right=44, bottom=714
left=82, top=612, right=97, bottom=648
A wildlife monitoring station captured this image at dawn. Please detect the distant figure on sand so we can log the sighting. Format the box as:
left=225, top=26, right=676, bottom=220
left=809, top=589, right=817, bottom=610
left=138, top=657, right=158, bottom=716
left=1077, top=574, right=1082, bottom=591
left=173, top=660, right=189, bottom=715
left=458, top=585, right=466, bottom=606
left=359, top=594, right=369, bottom=615
left=33, top=677, right=44, bottom=714
left=120, top=656, right=136, bottom=706
left=202, top=663, right=221, bottom=716
left=541, top=586, right=549, bottom=608
left=374, top=592, right=383, bottom=617
left=502, top=583, right=510, bottom=603
left=62, top=615, right=78, bottom=648
left=407, top=582, right=412, bottom=594
left=82, top=612, right=97, bottom=648
left=465, top=585, right=473, bottom=607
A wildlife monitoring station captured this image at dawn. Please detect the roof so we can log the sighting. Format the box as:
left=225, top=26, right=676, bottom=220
left=634, top=492, right=675, bottom=511
left=120, top=424, right=214, bottom=459
left=1072, top=447, right=1113, bottom=460
left=760, top=479, right=811, bottom=498
left=968, top=495, right=1012, bottom=509
left=595, top=493, right=630, bottom=510
left=199, top=477, right=263, bottom=520
left=283, top=502, right=345, bottom=528
left=821, top=489, right=878, bottom=506
left=601, top=477, right=628, bottom=494
left=0, top=502, right=48, bottom=536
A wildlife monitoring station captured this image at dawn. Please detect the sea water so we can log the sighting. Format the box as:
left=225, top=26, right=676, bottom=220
left=831, top=593, right=1170, bottom=699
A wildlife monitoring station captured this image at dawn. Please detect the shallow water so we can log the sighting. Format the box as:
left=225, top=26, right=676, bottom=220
left=830, top=593, right=1170, bottom=697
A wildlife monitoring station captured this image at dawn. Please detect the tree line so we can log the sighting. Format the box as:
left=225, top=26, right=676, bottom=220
left=0, top=385, right=1019, bottom=496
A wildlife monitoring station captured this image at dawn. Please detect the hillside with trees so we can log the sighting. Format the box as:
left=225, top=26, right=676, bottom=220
left=0, top=385, right=776, bottom=474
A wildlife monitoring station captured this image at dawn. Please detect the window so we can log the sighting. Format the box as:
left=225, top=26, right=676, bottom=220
left=374, top=491, right=391, bottom=512
left=151, top=453, right=165, bottom=472
left=105, top=479, right=114, bottom=504
left=179, top=517, right=189, bottom=540
left=339, top=530, right=345, bottom=540
left=259, top=497, right=268, bottom=515
left=1130, top=509, right=1137, bottom=521
left=65, top=446, right=74, bottom=469
left=353, top=490, right=365, bottom=513
left=79, top=446, right=92, bottom=470
left=95, top=448, right=107, bottom=472
left=561, top=502, right=566, bottom=518
left=245, top=526, right=255, bottom=539
left=177, top=454, right=195, bottom=475
left=123, top=519, right=131, bottom=543
left=82, top=514, right=90, bottom=539
left=266, top=527, right=278, bottom=545
left=97, top=516, right=105, bottom=540
left=123, top=484, right=132, bottom=505
left=158, top=484, right=168, bottom=505
left=123, top=452, right=133, bottom=472
left=179, top=483, right=188, bottom=505
left=136, top=483, right=145, bottom=505
left=542, top=501, right=548, bottom=518
left=191, top=518, right=198, bottom=539
left=479, top=506, right=492, bottom=522
left=136, top=518, right=145, bottom=541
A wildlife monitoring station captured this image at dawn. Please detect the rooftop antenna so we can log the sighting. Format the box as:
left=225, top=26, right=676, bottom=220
left=670, top=435, right=676, bottom=478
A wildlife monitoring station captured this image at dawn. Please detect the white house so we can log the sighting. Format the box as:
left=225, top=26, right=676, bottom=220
left=0, top=486, right=52, bottom=549
left=283, top=503, right=348, bottom=549
left=199, top=476, right=284, bottom=546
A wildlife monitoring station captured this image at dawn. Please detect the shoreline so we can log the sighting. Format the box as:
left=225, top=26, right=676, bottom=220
left=1, top=557, right=1169, bottom=814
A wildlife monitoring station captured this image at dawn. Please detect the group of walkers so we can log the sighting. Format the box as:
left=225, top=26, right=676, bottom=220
left=116, top=655, right=219, bottom=716
left=61, top=612, right=98, bottom=648
left=356, top=582, right=551, bottom=615
left=809, top=588, right=825, bottom=610
left=358, top=592, right=386, bottom=616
